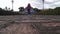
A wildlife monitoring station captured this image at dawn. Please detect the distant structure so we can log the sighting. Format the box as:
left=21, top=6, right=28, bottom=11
left=42, top=0, right=44, bottom=11
left=19, top=3, right=34, bottom=14
left=11, top=0, right=14, bottom=11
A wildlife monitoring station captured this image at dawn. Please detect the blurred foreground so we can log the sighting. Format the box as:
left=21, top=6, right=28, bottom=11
left=0, top=15, right=60, bottom=34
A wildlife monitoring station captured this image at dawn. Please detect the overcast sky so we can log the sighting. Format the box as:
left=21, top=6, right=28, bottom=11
left=0, top=0, right=60, bottom=11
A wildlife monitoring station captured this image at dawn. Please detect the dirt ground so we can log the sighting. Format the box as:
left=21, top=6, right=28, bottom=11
left=0, top=15, right=60, bottom=34
left=0, top=23, right=39, bottom=34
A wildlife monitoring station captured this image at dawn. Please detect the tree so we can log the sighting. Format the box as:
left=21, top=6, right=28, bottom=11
left=0, top=8, right=2, bottom=10
left=19, top=7, right=24, bottom=12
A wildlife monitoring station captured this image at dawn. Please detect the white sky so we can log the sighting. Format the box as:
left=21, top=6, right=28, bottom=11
left=0, top=0, right=60, bottom=11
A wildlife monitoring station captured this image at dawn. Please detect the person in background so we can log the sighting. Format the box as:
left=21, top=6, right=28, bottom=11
left=26, top=3, right=31, bottom=14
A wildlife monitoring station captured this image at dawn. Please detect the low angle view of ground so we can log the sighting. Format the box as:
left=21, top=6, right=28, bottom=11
left=0, top=0, right=60, bottom=34
left=0, top=15, right=60, bottom=34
